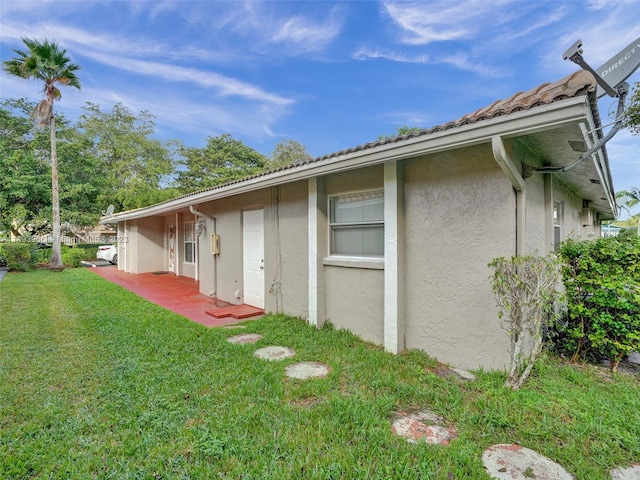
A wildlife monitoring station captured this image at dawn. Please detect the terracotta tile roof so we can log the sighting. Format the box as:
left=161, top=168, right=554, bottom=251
left=312, top=69, right=598, bottom=163
left=111, top=70, right=599, bottom=212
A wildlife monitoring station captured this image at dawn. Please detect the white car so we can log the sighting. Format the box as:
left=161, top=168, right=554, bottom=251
left=97, top=245, right=118, bottom=264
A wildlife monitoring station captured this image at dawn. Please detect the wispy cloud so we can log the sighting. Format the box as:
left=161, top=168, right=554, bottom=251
left=382, top=0, right=511, bottom=45
left=352, top=47, right=429, bottom=63
left=85, top=51, right=292, bottom=107
left=271, top=14, right=342, bottom=54
left=1, top=21, right=227, bottom=63
left=352, top=46, right=502, bottom=77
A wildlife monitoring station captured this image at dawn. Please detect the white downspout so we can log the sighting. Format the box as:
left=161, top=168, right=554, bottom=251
left=492, top=136, right=525, bottom=256
left=189, top=205, right=217, bottom=296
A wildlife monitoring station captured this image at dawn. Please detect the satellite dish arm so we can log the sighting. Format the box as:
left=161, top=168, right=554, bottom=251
left=563, top=40, right=618, bottom=97
left=535, top=82, right=628, bottom=173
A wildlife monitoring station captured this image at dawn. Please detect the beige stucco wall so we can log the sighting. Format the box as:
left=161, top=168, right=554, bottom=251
left=129, top=217, right=166, bottom=274
left=194, top=181, right=309, bottom=318
left=321, top=165, right=385, bottom=341
left=325, top=266, right=385, bottom=344
left=403, top=144, right=516, bottom=370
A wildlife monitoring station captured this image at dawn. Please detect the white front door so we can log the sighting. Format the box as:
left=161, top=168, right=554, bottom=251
left=243, top=209, right=265, bottom=308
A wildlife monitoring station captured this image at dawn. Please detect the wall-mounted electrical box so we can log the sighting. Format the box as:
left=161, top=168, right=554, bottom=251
left=211, top=234, right=220, bottom=255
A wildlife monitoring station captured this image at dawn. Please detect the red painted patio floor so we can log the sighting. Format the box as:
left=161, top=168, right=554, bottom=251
left=89, top=266, right=263, bottom=327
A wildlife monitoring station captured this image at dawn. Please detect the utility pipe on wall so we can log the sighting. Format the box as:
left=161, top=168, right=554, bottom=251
left=189, top=205, right=217, bottom=296
left=492, top=136, right=526, bottom=256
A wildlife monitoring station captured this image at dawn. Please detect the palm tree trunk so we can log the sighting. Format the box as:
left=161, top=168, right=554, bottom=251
left=49, top=106, right=63, bottom=271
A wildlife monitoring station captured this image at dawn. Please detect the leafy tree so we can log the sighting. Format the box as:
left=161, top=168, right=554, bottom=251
left=0, top=99, right=103, bottom=239
left=623, top=81, right=640, bottom=134
left=378, top=125, right=423, bottom=141
left=0, top=99, right=52, bottom=237
left=3, top=38, right=81, bottom=270
left=176, top=134, right=267, bottom=193
left=77, top=102, right=177, bottom=211
left=267, top=138, right=313, bottom=169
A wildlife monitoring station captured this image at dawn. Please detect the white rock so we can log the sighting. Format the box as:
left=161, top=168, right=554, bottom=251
left=482, top=444, right=575, bottom=480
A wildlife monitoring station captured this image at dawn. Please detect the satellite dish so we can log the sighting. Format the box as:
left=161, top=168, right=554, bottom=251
left=595, top=37, right=640, bottom=98
left=103, top=204, right=115, bottom=217
left=563, top=37, right=640, bottom=98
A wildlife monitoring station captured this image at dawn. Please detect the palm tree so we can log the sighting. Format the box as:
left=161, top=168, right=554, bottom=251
left=616, top=188, right=640, bottom=215
left=3, top=38, right=81, bottom=270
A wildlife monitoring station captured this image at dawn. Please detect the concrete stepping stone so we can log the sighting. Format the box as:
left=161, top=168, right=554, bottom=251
left=611, top=464, right=640, bottom=480
left=482, top=444, right=575, bottom=479
left=223, top=325, right=246, bottom=329
left=285, top=361, right=330, bottom=379
left=450, top=368, right=476, bottom=381
left=391, top=409, right=457, bottom=445
left=435, top=365, right=476, bottom=381
left=226, top=333, right=263, bottom=344
left=254, top=346, right=295, bottom=361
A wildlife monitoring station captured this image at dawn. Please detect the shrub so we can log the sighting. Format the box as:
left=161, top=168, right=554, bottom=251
left=61, top=246, right=96, bottom=267
left=556, top=236, right=640, bottom=371
left=0, top=243, right=36, bottom=271
left=488, top=253, right=562, bottom=389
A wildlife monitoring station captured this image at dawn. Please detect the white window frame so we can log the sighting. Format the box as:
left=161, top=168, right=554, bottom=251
left=327, top=189, right=384, bottom=260
left=184, top=221, right=196, bottom=264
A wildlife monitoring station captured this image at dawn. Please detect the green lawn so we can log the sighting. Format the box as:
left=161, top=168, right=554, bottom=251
left=0, top=269, right=638, bottom=479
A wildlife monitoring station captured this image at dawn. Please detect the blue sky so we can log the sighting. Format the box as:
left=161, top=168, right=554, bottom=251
left=1, top=0, right=639, bottom=205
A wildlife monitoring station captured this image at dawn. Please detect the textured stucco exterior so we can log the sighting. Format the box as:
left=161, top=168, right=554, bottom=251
left=105, top=77, right=616, bottom=372
left=191, top=182, right=309, bottom=318
left=325, top=266, right=385, bottom=344
left=403, top=144, right=516, bottom=370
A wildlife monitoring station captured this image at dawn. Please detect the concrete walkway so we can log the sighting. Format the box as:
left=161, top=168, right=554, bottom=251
left=89, top=266, right=262, bottom=328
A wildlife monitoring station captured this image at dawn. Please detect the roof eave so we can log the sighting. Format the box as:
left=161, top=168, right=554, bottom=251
left=102, top=95, right=592, bottom=224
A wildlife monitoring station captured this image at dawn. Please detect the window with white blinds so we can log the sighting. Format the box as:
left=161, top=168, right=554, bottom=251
left=329, top=190, right=384, bottom=257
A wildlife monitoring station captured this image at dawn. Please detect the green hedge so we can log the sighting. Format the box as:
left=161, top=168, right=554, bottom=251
left=0, top=243, right=101, bottom=270
left=555, top=235, right=640, bottom=370
left=61, top=246, right=97, bottom=267
left=0, top=243, right=37, bottom=271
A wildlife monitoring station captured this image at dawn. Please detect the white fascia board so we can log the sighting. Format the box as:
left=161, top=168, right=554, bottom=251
left=103, top=97, right=590, bottom=224
left=582, top=106, right=617, bottom=214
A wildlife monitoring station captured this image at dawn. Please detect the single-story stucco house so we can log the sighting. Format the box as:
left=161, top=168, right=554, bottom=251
left=101, top=70, right=616, bottom=370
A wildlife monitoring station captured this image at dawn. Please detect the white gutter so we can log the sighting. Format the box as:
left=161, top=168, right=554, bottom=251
left=103, top=98, right=590, bottom=224
left=492, top=136, right=526, bottom=256
left=189, top=206, right=217, bottom=296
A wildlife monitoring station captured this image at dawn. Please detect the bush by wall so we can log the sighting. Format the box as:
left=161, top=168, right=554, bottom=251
left=556, top=236, right=640, bottom=371
left=489, top=253, right=562, bottom=389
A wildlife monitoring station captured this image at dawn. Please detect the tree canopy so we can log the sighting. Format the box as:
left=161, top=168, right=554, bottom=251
left=0, top=99, right=53, bottom=237
left=77, top=102, right=179, bottom=211
left=378, top=125, right=423, bottom=141
left=1, top=93, right=315, bottom=238
left=266, top=138, right=313, bottom=169
left=175, top=134, right=267, bottom=193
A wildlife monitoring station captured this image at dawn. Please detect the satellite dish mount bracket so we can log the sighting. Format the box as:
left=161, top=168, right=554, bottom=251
left=563, top=40, right=618, bottom=97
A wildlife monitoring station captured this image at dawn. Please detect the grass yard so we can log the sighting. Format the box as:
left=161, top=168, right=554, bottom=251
left=0, top=269, right=638, bottom=479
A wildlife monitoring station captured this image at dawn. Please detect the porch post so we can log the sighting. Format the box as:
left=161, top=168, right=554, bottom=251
left=384, top=161, right=405, bottom=353
left=308, top=177, right=327, bottom=327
